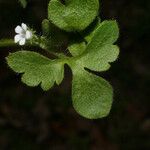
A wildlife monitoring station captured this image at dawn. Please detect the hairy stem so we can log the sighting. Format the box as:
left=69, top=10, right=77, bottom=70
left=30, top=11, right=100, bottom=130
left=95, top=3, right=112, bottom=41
left=0, top=38, right=66, bottom=59
left=0, top=39, right=16, bottom=47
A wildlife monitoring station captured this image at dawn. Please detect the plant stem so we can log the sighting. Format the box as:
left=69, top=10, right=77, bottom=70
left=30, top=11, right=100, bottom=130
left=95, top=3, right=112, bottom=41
left=0, top=39, right=16, bottom=47
left=0, top=38, right=66, bottom=59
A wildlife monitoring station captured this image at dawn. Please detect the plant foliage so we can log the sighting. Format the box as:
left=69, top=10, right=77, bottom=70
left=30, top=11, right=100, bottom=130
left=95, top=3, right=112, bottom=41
left=5, top=0, right=119, bottom=119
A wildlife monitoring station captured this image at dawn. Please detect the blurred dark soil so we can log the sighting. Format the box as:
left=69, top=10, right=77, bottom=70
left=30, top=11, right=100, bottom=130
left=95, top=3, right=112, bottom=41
left=0, top=0, right=150, bottom=149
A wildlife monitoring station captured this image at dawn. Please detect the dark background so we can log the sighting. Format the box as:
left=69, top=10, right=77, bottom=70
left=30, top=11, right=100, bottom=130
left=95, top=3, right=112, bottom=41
left=0, top=0, right=150, bottom=149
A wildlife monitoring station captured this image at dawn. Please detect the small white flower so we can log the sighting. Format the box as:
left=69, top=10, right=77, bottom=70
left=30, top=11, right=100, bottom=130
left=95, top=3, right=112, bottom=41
left=14, top=23, right=32, bottom=45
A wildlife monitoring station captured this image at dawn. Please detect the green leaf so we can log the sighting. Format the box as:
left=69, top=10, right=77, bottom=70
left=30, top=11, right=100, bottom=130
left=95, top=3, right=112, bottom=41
left=68, top=41, right=86, bottom=57
left=77, top=20, right=119, bottom=72
left=48, top=0, right=99, bottom=32
left=6, top=51, right=64, bottom=91
left=67, top=18, right=101, bottom=57
left=79, top=44, right=119, bottom=72
left=72, top=67, right=113, bottom=119
left=68, top=20, right=119, bottom=119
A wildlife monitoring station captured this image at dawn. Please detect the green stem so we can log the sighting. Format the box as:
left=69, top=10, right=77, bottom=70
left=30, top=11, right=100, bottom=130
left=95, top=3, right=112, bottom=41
left=0, top=39, right=16, bottom=47
left=0, top=38, right=66, bottom=59
left=31, top=36, right=64, bottom=58
left=0, top=39, right=36, bottom=47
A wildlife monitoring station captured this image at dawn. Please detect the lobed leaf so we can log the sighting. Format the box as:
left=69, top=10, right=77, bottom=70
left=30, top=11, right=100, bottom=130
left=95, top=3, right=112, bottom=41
left=72, top=67, right=113, bottom=119
left=77, top=20, right=119, bottom=72
left=69, top=20, right=119, bottom=119
left=6, top=51, right=64, bottom=91
left=48, top=0, right=99, bottom=32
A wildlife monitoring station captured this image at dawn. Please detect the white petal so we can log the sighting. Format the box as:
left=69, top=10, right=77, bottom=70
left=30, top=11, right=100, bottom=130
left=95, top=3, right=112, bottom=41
left=19, top=38, right=26, bottom=45
left=14, top=34, right=21, bottom=43
left=21, top=23, right=27, bottom=31
left=15, top=26, right=23, bottom=34
left=26, top=30, right=32, bottom=39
